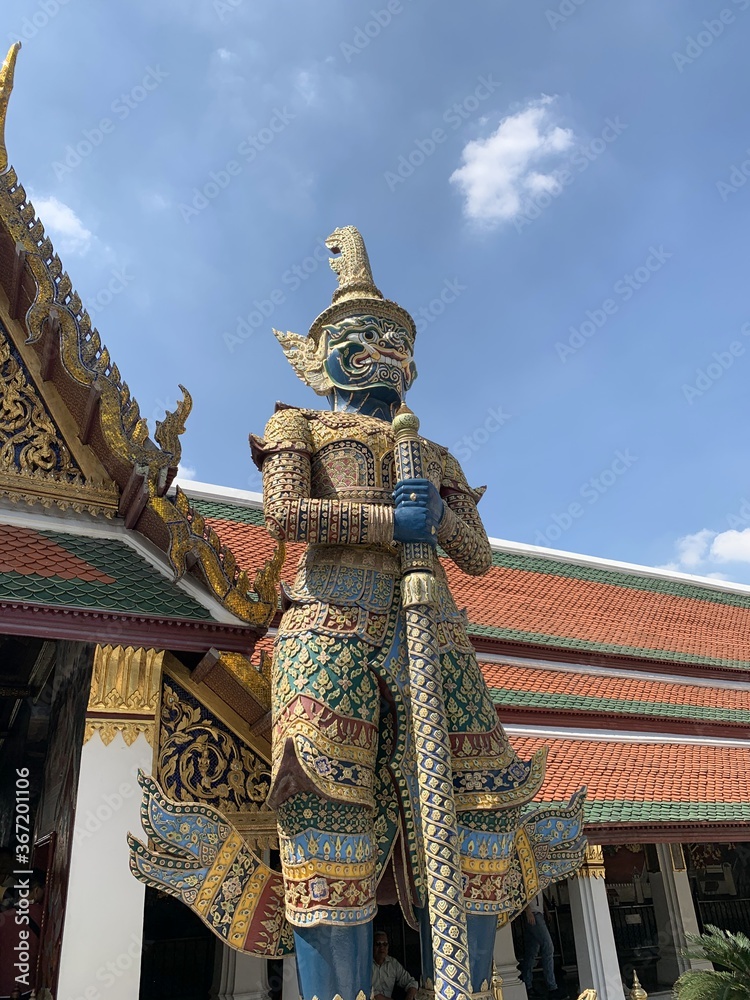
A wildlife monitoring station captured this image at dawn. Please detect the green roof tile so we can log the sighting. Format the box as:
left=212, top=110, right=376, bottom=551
left=490, top=687, right=750, bottom=724
left=0, top=528, right=213, bottom=619
left=530, top=800, right=750, bottom=824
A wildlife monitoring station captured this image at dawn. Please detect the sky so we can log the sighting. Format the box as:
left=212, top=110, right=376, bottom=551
left=5, top=0, right=750, bottom=582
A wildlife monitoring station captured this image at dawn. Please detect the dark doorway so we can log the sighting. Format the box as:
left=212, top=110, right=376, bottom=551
left=139, top=888, right=216, bottom=1000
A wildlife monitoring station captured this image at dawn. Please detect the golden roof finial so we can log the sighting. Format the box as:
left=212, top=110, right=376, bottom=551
left=0, top=42, right=21, bottom=174
left=629, top=971, right=647, bottom=1000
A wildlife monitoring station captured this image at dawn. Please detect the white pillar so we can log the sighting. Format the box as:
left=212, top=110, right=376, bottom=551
left=568, top=848, right=625, bottom=1000
left=57, top=731, right=152, bottom=1000
left=652, top=843, right=712, bottom=985
left=493, top=921, right=527, bottom=1000
left=282, top=955, right=299, bottom=1000
left=215, top=945, right=271, bottom=1000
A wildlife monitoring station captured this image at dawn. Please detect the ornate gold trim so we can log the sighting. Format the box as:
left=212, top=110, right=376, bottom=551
left=87, top=644, right=163, bottom=715
left=84, top=718, right=154, bottom=747
left=575, top=844, right=606, bottom=879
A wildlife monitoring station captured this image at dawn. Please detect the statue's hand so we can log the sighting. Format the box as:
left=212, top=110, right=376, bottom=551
left=393, top=478, right=444, bottom=546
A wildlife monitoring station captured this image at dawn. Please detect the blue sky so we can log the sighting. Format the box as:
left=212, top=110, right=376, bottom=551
left=6, top=0, right=750, bottom=581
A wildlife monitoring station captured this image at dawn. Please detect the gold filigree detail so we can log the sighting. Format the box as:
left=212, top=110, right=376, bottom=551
left=158, top=674, right=273, bottom=816
left=576, top=844, right=606, bottom=878
left=154, top=384, right=192, bottom=460
left=326, top=225, right=383, bottom=304
left=162, top=487, right=282, bottom=626
left=219, top=651, right=272, bottom=711
left=87, top=645, right=163, bottom=714
left=0, top=323, right=118, bottom=514
left=0, top=42, right=20, bottom=175
left=84, top=718, right=154, bottom=747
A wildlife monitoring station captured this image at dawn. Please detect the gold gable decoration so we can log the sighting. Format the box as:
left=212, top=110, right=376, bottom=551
left=0, top=43, right=281, bottom=627
left=157, top=664, right=277, bottom=848
left=0, top=318, right=118, bottom=515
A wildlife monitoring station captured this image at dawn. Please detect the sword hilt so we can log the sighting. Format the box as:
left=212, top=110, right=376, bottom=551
left=393, top=404, right=436, bottom=587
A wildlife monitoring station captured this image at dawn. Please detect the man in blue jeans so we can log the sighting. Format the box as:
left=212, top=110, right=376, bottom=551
left=521, top=892, right=565, bottom=999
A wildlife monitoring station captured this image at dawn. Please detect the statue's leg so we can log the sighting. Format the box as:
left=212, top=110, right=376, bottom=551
left=293, top=923, right=373, bottom=1000
left=466, top=913, right=497, bottom=993
left=418, top=907, right=496, bottom=994
left=277, top=791, right=376, bottom=1000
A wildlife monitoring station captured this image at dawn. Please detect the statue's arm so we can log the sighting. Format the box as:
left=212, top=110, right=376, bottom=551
left=437, top=453, right=493, bottom=576
left=250, top=409, right=393, bottom=545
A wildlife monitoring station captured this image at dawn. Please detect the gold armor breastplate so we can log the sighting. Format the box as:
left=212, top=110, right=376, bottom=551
left=305, top=409, right=445, bottom=502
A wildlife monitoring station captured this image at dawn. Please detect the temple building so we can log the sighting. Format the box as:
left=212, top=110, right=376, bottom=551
left=0, top=40, right=748, bottom=1000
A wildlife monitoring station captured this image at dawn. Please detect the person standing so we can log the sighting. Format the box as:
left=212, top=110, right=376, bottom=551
left=521, top=892, right=565, bottom=999
left=372, top=931, right=418, bottom=1000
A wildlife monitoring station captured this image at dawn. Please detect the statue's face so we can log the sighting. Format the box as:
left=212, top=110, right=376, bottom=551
left=323, top=315, right=417, bottom=404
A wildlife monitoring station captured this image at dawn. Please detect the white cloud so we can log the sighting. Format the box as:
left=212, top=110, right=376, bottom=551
left=177, top=463, right=198, bottom=481
left=658, top=525, right=750, bottom=583
left=449, top=95, right=574, bottom=225
left=710, top=528, right=750, bottom=563
left=675, top=528, right=714, bottom=568
left=34, top=195, right=92, bottom=256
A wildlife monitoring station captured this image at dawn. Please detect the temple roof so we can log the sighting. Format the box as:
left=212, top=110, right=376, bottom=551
left=0, top=519, right=256, bottom=652
left=182, top=482, right=750, bottom=675
left=510, top=730, right=750, bottom=840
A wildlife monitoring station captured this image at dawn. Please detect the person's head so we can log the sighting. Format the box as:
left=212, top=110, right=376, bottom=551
left=374, top=930, right=389, bottom=965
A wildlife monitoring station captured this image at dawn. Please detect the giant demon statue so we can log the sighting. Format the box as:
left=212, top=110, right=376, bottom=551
left=130, top=227, right=586, bottom=1000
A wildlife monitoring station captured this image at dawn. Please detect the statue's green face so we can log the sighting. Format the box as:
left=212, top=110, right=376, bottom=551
left=323, top=315, right=417, bottom=404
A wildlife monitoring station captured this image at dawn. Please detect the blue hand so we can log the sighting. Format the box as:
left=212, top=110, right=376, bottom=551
left=393, top=478, right=444, bottom=546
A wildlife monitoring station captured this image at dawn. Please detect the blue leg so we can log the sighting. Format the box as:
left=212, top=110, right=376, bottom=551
left=467, top=913, right=498, bottom=992
left=417, top=907, right=434, bottom=986
left=294, top=923, right=373, bottom=1000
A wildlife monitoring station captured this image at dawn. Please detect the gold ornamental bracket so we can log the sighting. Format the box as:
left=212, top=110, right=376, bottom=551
left=575, top=844, right=606, bottom=879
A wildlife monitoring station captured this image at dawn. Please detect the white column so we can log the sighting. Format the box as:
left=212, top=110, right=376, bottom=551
left=652, top=843, right=712, bottom=985
left=568, top=848, right=625, bottom=1000
left=282, top=955, right=299, bottom=1000
left=215, top=945, right=271, bottom=1000
left=57, top=731, right=152, bottom=1000
left=493, top=921, right=527, bottom=1000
